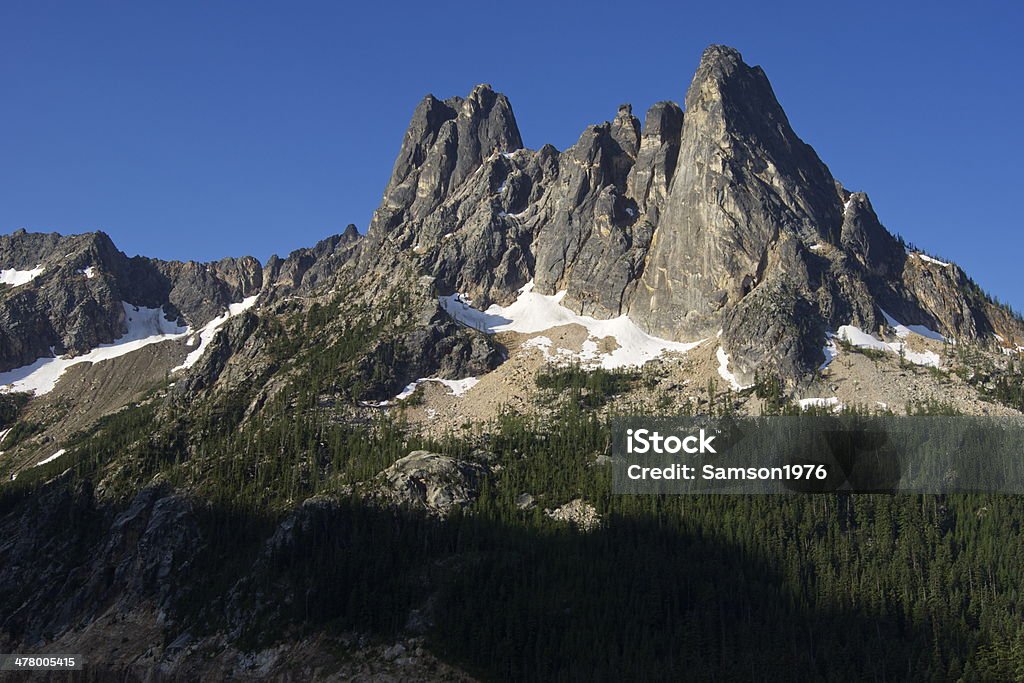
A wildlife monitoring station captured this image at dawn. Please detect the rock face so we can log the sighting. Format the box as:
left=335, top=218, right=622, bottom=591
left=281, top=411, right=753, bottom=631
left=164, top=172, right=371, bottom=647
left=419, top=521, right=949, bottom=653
left=262, top=224, right=362, bottom=298
left=375, top=450, right=490, bottom=516
left=0, top=229, right=263, bottom=373
left=627, top=101, right=684, bottom=221
left=353, top=44, right=1022, bottom=383
left=627, top=45, right=842, bottom=338
left=368, top=84, right=523, bottom=241
left=0, top=482, right=203, bottom=647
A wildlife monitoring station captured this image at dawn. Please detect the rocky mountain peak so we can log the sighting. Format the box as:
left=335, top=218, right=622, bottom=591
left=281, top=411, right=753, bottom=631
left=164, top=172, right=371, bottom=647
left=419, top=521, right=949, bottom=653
left=0, top=229, right=263, bottom=372
left=0, top=229, right=121, bottom=273
left=368, top=84, right=522, bottom=236
left=691, top=44, right=746, bottom=83
left=626, top=101, right=684, bottom=218
left=5, top=44, right=1018, bottom=396
left=611, top=103, right=641, bottom=158
left=461, top=83, right=499, bottom=113
left=625, top=46, right=844, bottom=341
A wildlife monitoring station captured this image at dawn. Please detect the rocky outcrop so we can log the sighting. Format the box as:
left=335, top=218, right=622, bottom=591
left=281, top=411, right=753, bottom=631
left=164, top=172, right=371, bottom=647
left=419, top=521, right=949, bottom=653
left=367, top=84, right=523, bottom=242
left=262, top=224, right=362, bottom=298
left=530, top=114, right=646, bottom=319
left=375, top=450, right=490, bottom=516
left=0, top=482, right=203, bottom=647
left=621, top=45, right=843, bottom=377
left=626, top=101, right=684, bottom=221
left=0, top=480, right=479, bottom=680
left=545, top=498, right=601, bottom=532
left=0, top=231, right=136, bottom=370
left=0, top=229, right=263, bottom=373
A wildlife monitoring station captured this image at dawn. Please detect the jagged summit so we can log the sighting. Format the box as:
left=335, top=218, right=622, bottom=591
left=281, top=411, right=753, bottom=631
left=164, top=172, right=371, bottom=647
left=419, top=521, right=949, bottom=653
left=2, top=45, right=1021, bottom=392
left=628, top=42, right=844, bottom=351
left=693, top=44, right=755, bottom=80
left=352, top=44, right=1021, bottom=384
left=0, top=229, right=262, bottom=372
left=369, top=83, right=523, bottom=239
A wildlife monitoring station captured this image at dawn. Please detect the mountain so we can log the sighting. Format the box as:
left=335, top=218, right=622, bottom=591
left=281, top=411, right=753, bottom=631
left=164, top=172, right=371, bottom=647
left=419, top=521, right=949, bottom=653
left=359, top=45, right=1022, bottom=386
left=1, top=45, right=1023, bottom=680
left=2, top=45, right=1021, bottom=405
left=0, top=229, right=261, bottom=372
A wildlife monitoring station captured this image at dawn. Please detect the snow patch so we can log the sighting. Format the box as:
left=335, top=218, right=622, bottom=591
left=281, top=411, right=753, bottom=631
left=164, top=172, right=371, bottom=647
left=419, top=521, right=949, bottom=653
left=914, top=253, right=951, bottom=267
left=837, top=325, right=888, bottom=352
left=35, top=449, right=66, bottom=467
left=172, top=295, right=260, bottom=372
left=522, top=335, right=586, bottom=364
left=820, top=336, right=840, bottom=370
left=837, top=325, right=942, bottom=368
left=522, top=336, right=553, bottom=353
left=879, top=308, right=947, bottom=342
left=716, top=347, right=752, bottom=391
left=809, top=243, right=824, bottom=251
left=797, top=397, right=841, bottom=411
left=434, top=377, right=479, bottom=396
left=76, top=266, right=97, bottom=279
left=1, top=265, right=44, bottom=287
left=394, top=381, right=420, bottom=401
left=0, top=303, right=190, bottom=396
left=387, top=376, right=480, bottom=405
left=440, top=281, right=703, bottom=369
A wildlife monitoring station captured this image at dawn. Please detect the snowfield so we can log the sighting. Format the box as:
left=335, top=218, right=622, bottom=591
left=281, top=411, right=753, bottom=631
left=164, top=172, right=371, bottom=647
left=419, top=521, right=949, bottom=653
left=521, top=335, right=605, bottom=366
left=0, top=294, right=262, bottom=395
left=440, top=281, right=703, bottom=369
left=396, top=377, right=480, bottom=400
left=0, top=265, right=45, bottom=287
left=827, top=307, right=949, bottom=369
left=173, top=295, right=260, bottom=372
left=0, top=303, right=190, bottom=396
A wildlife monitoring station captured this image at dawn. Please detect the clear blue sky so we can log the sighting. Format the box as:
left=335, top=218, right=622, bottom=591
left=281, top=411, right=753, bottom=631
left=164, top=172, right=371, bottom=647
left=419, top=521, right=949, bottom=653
left=1, top=1, right=1021, bottom=310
